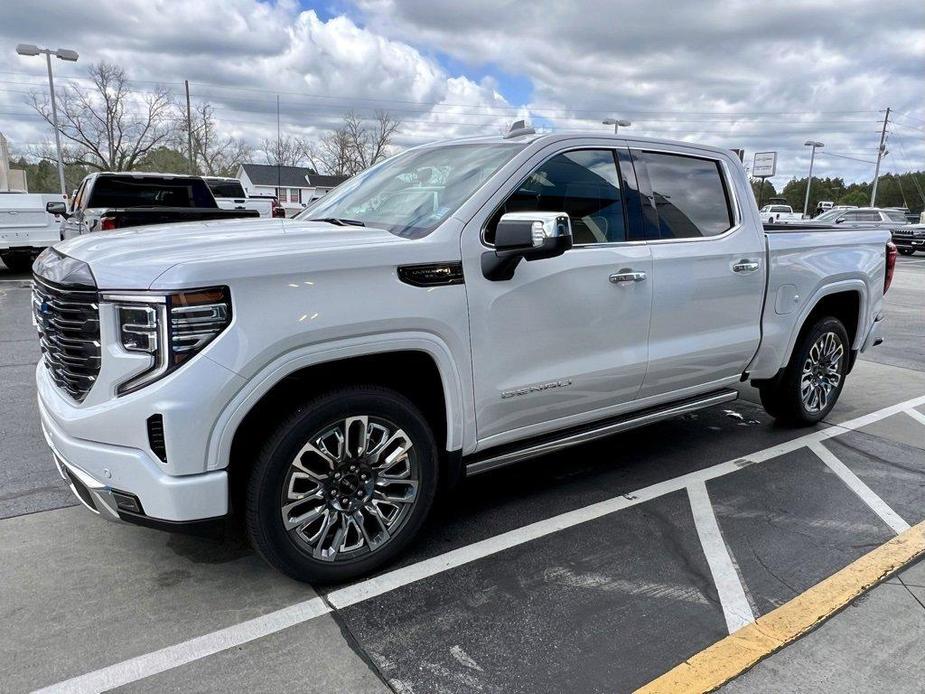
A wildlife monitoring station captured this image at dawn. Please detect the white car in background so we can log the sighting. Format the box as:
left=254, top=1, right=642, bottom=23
left=0, top=191, right=68, bottom=272
left=759, top=204, right=803, bottom=224
left=203, top=176, right=284, bottom=218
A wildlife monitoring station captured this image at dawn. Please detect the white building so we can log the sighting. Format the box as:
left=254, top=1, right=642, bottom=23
left=236, top=164, right=348, bottom=215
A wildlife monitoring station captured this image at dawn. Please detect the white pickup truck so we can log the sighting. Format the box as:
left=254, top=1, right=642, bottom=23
left=203, top=176, right=284, bottom=218
left=32, top=131, right=894, bottom=583
left=0, top=191, right=68, bottom=272
left=759, top=204, right=803, bottom=224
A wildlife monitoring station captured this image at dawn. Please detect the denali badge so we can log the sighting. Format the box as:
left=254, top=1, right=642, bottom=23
left=501, top=379, right=572, bottom=399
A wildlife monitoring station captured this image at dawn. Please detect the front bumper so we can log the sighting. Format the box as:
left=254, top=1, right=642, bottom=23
left=39, top=393, right=229, bottom=523
left=892, top=237, right=924, bottom=250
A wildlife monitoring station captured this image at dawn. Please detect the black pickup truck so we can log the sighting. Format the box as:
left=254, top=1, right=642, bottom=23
left=48, top=172, right=260, bottom=239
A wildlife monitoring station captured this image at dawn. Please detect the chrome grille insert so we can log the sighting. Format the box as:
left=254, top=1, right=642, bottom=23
left=33, top=276, right=102, bottom=402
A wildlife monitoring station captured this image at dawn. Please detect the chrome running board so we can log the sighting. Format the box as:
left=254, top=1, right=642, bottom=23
left=465, top=389, right=738, bottom=476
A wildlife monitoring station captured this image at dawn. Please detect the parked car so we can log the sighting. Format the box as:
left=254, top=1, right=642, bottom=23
left=0, top=191, right=68, bottom=272
left=890, top=224, right=925, bottom=255
left=807, top=207, right=910, bottom=228
left=759, top=204, right=802, bottom=224
left=33, top=132, right=894, bottom=583
left=50, top=172, right=261, bottom=240
left=203, top=176, right=285, bottom=218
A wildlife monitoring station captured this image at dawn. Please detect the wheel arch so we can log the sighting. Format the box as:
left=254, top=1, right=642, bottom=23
left=755, top=282, right=866, bottom=386
left=208, top=333, right=467, bottom=475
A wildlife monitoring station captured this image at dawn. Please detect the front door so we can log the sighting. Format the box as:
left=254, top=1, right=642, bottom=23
left=463, top=146, right=653, bottom=448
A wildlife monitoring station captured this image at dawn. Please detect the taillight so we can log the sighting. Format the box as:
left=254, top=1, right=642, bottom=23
left=100, top=216, right=118, bottom=231
left=884, top=241, right=897, bottom=294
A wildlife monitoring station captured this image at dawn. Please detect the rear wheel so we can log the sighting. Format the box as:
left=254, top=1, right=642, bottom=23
left=0, top=250, right=35, bottom=274
left=245, top=386, right=438, bottom=583
left=759, top=316, right=849, bottom=426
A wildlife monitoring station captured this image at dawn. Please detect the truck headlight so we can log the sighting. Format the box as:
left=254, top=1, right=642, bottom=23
left=107, top=287, right=232, bottom=395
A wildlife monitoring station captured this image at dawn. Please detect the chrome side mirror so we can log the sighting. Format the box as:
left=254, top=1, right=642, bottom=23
left=482, top=211, right=573, bottom=281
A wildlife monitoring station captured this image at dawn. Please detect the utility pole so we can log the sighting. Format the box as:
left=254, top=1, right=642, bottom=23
left=276, top=94, right=281, bottom=194
left=870, top=107, right=890, bottom=207
left=185, top=80, right=194, bottom=175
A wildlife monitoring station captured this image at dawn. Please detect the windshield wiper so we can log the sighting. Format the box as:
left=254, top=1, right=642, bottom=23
left=310, top=217, right=365, bottom=227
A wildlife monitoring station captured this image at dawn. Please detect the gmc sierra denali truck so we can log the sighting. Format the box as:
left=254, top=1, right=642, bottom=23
left=32, top=130, right=895, bottom=583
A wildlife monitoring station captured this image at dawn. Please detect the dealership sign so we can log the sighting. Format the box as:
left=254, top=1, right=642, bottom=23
left=752, top=151, right=777, bottom=178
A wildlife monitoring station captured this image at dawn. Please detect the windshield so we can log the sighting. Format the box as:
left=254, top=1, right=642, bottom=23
left=296, top=143, right=525, bottom=238
left=814, top=209, right=843, bottom=222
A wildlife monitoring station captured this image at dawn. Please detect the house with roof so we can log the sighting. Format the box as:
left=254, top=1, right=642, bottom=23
left=236, top=163, right=348, bottom=215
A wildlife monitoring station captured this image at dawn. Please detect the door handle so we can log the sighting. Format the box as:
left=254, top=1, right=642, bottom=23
left=609, top=270, right=647, bottom=283
left=732, top=260, right=760, bottom=273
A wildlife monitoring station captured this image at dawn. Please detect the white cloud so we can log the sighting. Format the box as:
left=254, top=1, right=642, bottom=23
left=354, top=0, right=925, bottom=182
left=0, top=0, right=922, bottom=184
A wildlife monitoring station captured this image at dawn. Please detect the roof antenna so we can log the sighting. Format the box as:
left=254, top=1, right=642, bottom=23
left=505, top=119, right=535, bottom=139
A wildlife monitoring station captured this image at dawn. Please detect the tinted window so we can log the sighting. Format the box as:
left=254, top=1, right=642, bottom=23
left=885, top=210, right=908, bottom=223
left=858, top=211, right=881, bottom=221
left=207, top=180, right=246, bottom=198
left=639, top=152, right=733, bottom=239
left=488, top=149, right=626, bottom=245
left=88, top=176, right=216, bottom=209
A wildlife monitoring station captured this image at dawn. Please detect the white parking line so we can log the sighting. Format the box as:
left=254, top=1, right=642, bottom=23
left=36, top=393, right=925, bottom=694
left=32, top=597, right=331, bottom=694
left=808, top=441, right=911, bottom=534
left=904, top=407, right=925, bottom=428
left=688, top=481, right=755, bottom=633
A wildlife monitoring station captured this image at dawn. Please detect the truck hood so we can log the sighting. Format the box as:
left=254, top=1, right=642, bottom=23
left=55, top=218, right=405, bottom=289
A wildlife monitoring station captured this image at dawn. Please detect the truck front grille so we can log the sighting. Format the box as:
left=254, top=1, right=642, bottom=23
left=32, top=277, right=101, bottom=402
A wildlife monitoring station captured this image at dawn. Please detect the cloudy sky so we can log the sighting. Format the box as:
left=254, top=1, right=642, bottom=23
left=1, top=0, right=923, bottom=183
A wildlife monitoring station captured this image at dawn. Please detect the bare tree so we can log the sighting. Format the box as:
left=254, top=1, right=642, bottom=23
left=260, top=134, right=307, bottom=167
left=182, top=103, right=252, bottom=176
left=306, top=111, right=401, bottom=176
left=31, top=62, right=173, bottom=171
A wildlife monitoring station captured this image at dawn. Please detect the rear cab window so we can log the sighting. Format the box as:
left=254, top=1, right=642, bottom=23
left=634, top=151, right=734, bottom=239
left=206, top=180, right=246, bottom=198
left=87, top=176, right=216, bottom=209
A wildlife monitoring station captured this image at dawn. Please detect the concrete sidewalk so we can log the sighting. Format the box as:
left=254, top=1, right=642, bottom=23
left=723, top=558, right=925, bottom=693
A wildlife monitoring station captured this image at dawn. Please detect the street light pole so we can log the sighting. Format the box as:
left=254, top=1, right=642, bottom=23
left=16, top=44, right=78, bottom=196
left=602, top=118, right=631, bottom=134
left=44, top=51, right=67, bottom=195
left=803, top=140, right=824, bottom=218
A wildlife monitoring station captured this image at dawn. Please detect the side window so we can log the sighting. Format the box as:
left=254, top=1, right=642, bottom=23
left=841, top=211, right=860, bottom=221
left=487, top=149, right=627, bottom=245
left=71, top=181, right=86, bottom=212
left=638, top=152, right=734, bottom=239
left=859, top=211, right=881, bottom=221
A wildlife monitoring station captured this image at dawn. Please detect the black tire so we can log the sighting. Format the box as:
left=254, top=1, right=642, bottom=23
left=898, top=248, right=915, bottom=256
left=245, top=385, right=438, bottom=583
left=759, top=316, right=850, bottom=426
left=0, top=251, right=35, bottom=274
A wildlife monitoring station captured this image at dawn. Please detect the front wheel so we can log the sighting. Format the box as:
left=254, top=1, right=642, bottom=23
left=245, top=386, right=438, bottom=583
left=759, top=316, right=849, bottom=426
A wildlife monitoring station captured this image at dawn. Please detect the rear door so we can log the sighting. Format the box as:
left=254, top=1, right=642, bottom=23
left=463, top=143, right=653, bottom=447
left=630, top=147, right=765, bottom=398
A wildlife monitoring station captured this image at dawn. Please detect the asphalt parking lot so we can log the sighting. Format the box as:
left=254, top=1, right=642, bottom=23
left=2, top=255, right=925, bottom=693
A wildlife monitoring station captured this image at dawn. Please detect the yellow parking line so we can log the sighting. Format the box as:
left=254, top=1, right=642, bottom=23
left=636, top=520, right=925, bottom=694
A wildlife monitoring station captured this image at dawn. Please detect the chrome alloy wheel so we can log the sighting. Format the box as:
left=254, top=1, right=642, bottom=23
left=280, top=416, right=419, bottom=562
left=800, top=331, right=844, bottom=414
